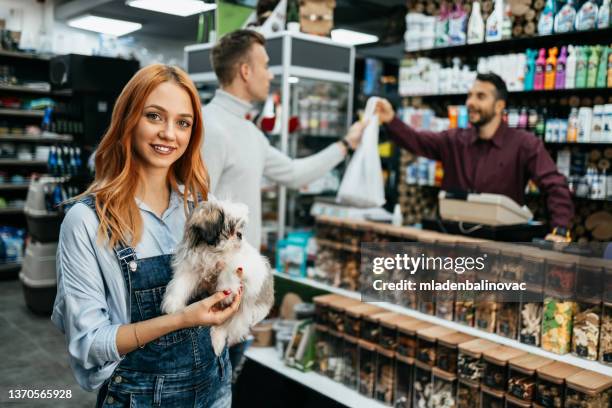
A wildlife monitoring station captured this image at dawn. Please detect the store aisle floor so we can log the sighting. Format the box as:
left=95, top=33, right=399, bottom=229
left=0, top=279, right=97, bottom=407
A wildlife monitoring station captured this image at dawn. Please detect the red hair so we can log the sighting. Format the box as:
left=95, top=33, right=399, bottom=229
left=76, top=64, right=208, bottom=248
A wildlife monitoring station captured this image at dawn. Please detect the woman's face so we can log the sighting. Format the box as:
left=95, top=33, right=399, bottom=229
left=133, top=81, right=194, bottom=173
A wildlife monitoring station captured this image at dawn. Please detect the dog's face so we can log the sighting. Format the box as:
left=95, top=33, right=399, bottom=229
left=185, top=200, right=249, bottom=252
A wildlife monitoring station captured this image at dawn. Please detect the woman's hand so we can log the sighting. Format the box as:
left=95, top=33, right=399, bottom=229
left=180, top=285, right=243, bottom=328
left=343, top=120, right=368, bottom=151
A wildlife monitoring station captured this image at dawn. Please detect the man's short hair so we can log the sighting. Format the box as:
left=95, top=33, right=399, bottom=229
left=476, top=72, right=508, bottom=101
left=211, top=29, right=266, bottom=86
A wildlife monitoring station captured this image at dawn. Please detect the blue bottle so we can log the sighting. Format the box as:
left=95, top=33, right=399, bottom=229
left=524, top=49, right=538, bottom=91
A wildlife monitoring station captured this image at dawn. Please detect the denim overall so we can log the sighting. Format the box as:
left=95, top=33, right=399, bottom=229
left=78, top=197, right=232, bottom=408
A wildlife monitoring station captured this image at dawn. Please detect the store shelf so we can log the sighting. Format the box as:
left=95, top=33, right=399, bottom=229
left=0, top=183, right=29, bottom=190
left=0, top=262, right=21, bottom=274
left=406, top=87, right=612, bottom=100
left=0, top=133, right=73, bottom=143
left=0, top=159, right=47, bottom=166
left=0, top=84, right=51, bottom=95
left=245, top=346, right=387, bottom=408
left=545, top=141, right=611, bottom=146
left=403, top=27, right=612, bottom=58
left=0, top=108, right=45, bottom=118
left=273, top=271, right=612, bottom=377
left=0, top=49, right=50, bottom=61
left=0, top=207, right=24, bottom=215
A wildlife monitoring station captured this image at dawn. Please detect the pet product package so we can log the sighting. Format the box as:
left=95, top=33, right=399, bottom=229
left=336, top=97, right=385, bottom=208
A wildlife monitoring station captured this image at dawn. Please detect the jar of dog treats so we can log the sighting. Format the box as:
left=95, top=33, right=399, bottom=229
left=436, top=332, right=475, bottom=375
left=363, top=312, right=396, bottom=344
left=344, top=303, right=386, bottom=338
left=500, top=245, right=525, bottom=282
left=522, top=248, right=545, bottom=287
left=326, top=296, right=359, bottom=332
left=413, top=361, right=433, bottom=408
left=565, top=370, right=612, bottom=408
left=313, top=294, right=345, bottom=327
left=507, top=354, right=553, bottom=402
left=458, top=338, right=497, bottom=383
left=475, top=297, right=499, bottom=333
left=342, top=333, right=359, bottom=390
left=378, top=314, right=410, bottom=351
left=416, top=326, right=457, bottom=367
left=483, top=346, right=527, bottom=391
left=394, top=354, right=413, bottom=408
left=496, top=302, right=520, bottom=339
left=544, top=252, right=577, bottom=298
left=326, top=329, right=344, bottom=382
left=519, top=289, right=543, bottom=347
left=535, top=361, right=583, bottom=408
left=376, top=346, right=396, bottom=405
left=572, top=300, right=602, bottom=361
left=396, top=319, right=434, bottom=359
left=314, top=324, right=331, bottom=376
left=431, top=368, right=457, bottom=408
left=358, top=339, right=377, bottom=398
left=480, top=385, right=505, bottom=408
left=457, top=379, right=480, bottom=408
left=541, top=296, right=576, bottom=355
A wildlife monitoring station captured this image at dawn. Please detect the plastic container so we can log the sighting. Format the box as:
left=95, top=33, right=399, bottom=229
left=362, top=311, right=396, bottom=344
left=497, top=302, right=520, bottom=339
left=344, top=303, right=386, bottom=338
left=378, top=314, right=412, bottom=351
left=413, top=362, right=433, bottom=408
left=544, top=252, right=576, bottom=298
left=24, top=177, right=64, bottom=242
left=396, top=319, right=434, bottom=359
left=483, top=345, right=527, bottom=391
left=431, top=367, right=457, bottom=408
left=481, top=385, right=505, bottom=408
left=519, top=289, right=544, bottom=347
left=327, top=297, right=360, bottom=333
left=541, top=297, right=576, bottom=355
left=251, top=320, right=274, bottom=347
left=522, top=249, right=545, bottom=287
left=342, top=333, right=359, bottom=389
left=565, top=370, right=612, bottom=407
left=457, top=379, right=480, bottom=408
left=535, top=361, right=583, bottom=408
left=436, top=332, right=475, bottom=375
left=394, top=354, right=414, bottom=408
left=572, top=300, right=602, bottom=361
left=458, top=338, right=497, bottom=383
left=507, top=354, right=553, bottom=401
left=325, top=330, right=344, bottom=381
left=358, top=339, right=377, bottom=397
left=500, top=245, right=525, bottom=282
left=314, top=324, right=331, bottom=375
left=416, top=326, right=457, bottom=367
left=19, top=241, right=58, bottom=315
left=375, top=345, right=395, bottom=405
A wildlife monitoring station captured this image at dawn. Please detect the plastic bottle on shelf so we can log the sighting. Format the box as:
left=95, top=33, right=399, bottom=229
left=435, top=3, right=451, bottom=47
left=577, top=107, right=593, bottom=142
left=554, top=0, right=577, bottom=33
left=586, top=45, right=601, bottom=88
left=575, top=46, right=589, bottom=88
left=591, top=105, right=604, bottom=142
left=534, top=48, right=547, bottom=90
left=575, top=0, right=599, bottom=30
left=524, top=49, right=538, bottom=90
left=502, top=4, right=513, bottom=39
left=467, top=0, right=485, bottom=44
left=555, top=46, right=568, bottom=89
left=518, top=107, right=528, bottom=128
left=538, top=0, right=556, bottom=34
left=486, top=0, right=504, bottom=41
left=565, top=45, right=577, bottom=89
left=392, top=204, right=403, bottom=226
left=567, top=107, right=579, bottom=142
left=449, top=1, right=468, bottom=45
left=608, top=46, right=612, bottom=87
left=545, top=47, right=558, bottom=90
left=597, top=45, right=610, bottom=87
left=598, top=0, right=611, bottom=27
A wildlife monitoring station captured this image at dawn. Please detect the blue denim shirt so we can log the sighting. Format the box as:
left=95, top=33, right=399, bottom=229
left=51, top=191, right=188, bottom=392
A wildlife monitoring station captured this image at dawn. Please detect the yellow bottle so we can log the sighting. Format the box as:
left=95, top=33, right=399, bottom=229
left=544, top=47, right=558, bottom=90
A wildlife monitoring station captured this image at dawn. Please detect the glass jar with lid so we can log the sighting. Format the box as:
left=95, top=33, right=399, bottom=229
left=436, top=332, right=475, bottom=375
left=482, top=345, right=527, bottom=391
left=416, top=326, right=457, bottom=367
left=507, top=353, right=553, bottom=402
left=535, top=361, right=583, bottom=408
left=458, top=338, right=497, bottom=383
left=565, top=370, right=612, bottom=408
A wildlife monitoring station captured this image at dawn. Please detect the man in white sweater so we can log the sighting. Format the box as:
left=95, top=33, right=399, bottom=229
left=202, top=29, right=365, bottom=250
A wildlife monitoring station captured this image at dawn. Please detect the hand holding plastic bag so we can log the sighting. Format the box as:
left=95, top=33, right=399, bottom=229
left=336, top=97, right=386, bottom=208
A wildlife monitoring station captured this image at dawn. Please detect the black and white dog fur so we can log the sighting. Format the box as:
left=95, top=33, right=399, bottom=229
left=161, top=199, right=274, bottom=356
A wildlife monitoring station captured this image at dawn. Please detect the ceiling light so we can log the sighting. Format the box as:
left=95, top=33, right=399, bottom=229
left=68, top=15, right=142, bottom=36
left=288, top=76, right=299, bottom=84
left=127, top=0, right=217, bottom=17
left=331, top=29, right=378, bottom=46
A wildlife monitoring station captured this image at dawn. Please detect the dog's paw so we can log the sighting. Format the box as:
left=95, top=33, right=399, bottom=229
left=161, top=295, right=186, bottom=314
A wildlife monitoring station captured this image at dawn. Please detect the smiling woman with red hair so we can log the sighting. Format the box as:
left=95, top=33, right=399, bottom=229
left=52, top=64, right=242, bottom=407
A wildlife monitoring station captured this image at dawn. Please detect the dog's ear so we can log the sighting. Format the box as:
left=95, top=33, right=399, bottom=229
left=188, top=207, right=225, bottom=247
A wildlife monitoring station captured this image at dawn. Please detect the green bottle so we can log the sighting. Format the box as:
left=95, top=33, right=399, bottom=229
left=587, top=45, right=602, bottom=88
left=575, top=46, right=589, bottom=88
left=597, top=45, right=610, bottom=88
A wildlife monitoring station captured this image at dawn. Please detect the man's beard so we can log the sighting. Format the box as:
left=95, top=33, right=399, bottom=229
left=468, top=108, right=495, bottom=127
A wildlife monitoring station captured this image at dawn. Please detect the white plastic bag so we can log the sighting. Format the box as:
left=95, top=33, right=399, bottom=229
left=336, top=97, right=386, bottom=208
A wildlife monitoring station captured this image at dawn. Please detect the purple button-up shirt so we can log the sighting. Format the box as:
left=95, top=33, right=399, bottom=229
left=387, top=117, right=574, bottom=228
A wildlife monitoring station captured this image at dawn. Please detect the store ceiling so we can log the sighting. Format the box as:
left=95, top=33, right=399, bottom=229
left=55, top=0, right=406, bottom=44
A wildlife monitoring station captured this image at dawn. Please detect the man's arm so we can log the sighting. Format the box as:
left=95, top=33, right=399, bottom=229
left=524, top=136, right=574, bottom=232
left=377, top=99, right=448, bottom=161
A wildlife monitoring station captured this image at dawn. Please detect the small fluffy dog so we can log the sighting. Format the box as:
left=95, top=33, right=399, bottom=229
left=161, top=199, right=274, bottom=356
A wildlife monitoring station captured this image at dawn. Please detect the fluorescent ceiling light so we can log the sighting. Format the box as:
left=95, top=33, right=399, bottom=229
left=127, top=0, right=217, bottom=17
left=68, top=15, right=142, bottom=36
left=331, top=29, right=378, bottom=46
left=288, top=76, right=299, bottom=84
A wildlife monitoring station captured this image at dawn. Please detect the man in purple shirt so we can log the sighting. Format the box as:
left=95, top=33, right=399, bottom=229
left=377, top=73, right=574, bottom=242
